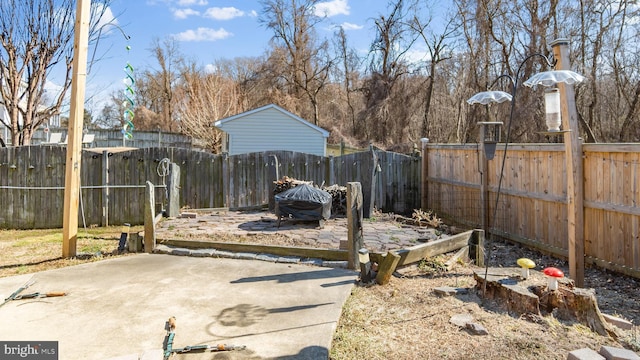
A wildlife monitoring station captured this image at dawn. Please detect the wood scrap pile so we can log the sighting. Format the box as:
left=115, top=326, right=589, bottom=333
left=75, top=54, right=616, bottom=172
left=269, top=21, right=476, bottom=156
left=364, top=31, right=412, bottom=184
left=273, top=176, right=313, bottom=195
left=394, top=209, right=443, bottom=228
left=323, top=184, right=347, bottom=215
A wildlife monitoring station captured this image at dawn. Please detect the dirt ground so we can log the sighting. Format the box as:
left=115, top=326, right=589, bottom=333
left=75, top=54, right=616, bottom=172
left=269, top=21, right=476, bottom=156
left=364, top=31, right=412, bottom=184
left=329, top=237, right=640, bottom=360
left=1, top=220, right=638, bottom=360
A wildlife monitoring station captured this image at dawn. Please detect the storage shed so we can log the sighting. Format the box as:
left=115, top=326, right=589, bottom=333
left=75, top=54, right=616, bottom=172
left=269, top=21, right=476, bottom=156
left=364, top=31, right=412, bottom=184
left=214, top=104, right=329, bottom=156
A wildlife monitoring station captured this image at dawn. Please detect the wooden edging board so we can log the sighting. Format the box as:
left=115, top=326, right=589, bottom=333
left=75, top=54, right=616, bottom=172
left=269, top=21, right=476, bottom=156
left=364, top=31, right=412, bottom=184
left=391, top=230, right=474, bottom=267
left=159, top=229, right=476, bottom=270
left=159, top=239, right=349, bottom=261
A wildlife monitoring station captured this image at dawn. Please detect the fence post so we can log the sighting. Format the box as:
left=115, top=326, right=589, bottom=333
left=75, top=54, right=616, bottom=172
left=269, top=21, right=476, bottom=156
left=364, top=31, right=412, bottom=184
left=470, top=229, right=485, bottom=268
left=347, top=182, right=364, bottom=270
left=222, top=153, right=230, bottom=208
left=166, top=162, right=180, bottom=217
left=101, top=150, right=109, bottom=227
left=368, top=147, right=378, bottom=217
left=421, top=138, right=429, bottom=211
left=144, top=181, right=156, bottom=253
left=268, top=154, right=279, bottom=211
left=328, top=156, right=335, bottom=187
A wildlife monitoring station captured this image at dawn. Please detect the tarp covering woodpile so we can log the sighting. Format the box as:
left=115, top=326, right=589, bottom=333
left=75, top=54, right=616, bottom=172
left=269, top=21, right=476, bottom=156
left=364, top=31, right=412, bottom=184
left=275, top=184, right=332, bottom=220
left=274, top=176, right=347, bottom=215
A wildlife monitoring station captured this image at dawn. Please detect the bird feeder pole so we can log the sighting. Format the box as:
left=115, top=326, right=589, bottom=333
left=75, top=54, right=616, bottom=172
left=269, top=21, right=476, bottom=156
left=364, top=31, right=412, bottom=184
left=551, top=39, right=585, bottom=287
left=62, top=0, right=91, bottom=258
left=477, top=121, right=502, bottom=238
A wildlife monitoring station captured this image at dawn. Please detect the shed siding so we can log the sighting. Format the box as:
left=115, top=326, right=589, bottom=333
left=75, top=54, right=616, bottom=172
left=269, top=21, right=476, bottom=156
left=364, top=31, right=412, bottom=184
left=223, top=107, right=326, bottom=156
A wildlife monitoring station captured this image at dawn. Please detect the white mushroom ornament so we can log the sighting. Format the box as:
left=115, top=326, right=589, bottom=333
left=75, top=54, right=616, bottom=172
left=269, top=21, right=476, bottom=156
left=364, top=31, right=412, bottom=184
left=543, top=267, right=564, bottom=291
left=516, top=258, right=535, bottom=279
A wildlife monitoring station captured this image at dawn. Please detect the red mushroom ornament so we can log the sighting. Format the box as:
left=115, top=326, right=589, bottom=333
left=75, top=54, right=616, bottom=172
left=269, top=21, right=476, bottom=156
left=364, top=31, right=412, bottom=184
left=543, top=267, right=564, bottom=291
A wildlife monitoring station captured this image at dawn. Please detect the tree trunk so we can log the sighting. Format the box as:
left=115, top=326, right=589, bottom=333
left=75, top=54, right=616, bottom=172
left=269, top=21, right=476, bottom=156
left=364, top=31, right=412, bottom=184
left=532, top=285, right=615, bottom=338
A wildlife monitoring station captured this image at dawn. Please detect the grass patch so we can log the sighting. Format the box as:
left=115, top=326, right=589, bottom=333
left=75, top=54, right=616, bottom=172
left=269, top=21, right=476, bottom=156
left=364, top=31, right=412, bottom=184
left=0, top=226, right=141, bottom=278
left=330, top=287, right=387, bottom=359
left=417, top=256, right=448, bottom=274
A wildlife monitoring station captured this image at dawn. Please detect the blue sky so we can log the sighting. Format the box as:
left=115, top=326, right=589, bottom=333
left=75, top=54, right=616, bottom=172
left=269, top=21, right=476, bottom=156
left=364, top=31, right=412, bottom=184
left=81, top=0, right=401, bottom=113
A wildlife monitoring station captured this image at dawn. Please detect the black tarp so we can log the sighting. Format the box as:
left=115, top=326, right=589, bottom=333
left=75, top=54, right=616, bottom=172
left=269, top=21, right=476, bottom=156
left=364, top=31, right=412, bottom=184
left=274, top=184, right=332, bottom=220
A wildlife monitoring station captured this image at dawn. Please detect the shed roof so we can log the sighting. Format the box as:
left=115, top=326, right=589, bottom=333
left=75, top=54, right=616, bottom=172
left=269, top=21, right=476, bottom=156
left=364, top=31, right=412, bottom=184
left=214, top=104, right=329, bottom=138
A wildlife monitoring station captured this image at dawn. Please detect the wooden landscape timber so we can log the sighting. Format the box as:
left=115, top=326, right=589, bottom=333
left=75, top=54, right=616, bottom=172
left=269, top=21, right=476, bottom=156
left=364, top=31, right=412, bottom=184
left=370, top=230, right=481, bottom=285
left=375, top=251, right=401, bottom=285
left=156, top=228, right=483, bottom=286
left=392, top=230, right=476, bottom=267
left=159, top=239, right=349, bottom=261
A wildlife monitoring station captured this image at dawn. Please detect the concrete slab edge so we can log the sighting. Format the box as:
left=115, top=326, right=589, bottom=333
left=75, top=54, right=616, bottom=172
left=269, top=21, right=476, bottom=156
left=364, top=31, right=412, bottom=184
left=153, top=244, right=349, bottom=269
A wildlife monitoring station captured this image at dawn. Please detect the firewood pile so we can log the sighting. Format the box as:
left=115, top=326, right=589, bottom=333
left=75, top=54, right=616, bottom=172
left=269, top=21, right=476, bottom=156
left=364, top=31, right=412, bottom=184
left=324, top=184, right=347, bottom=215
left=273, top=176, right=347, bottom=216
left=273, top=176, right=313, bottom=194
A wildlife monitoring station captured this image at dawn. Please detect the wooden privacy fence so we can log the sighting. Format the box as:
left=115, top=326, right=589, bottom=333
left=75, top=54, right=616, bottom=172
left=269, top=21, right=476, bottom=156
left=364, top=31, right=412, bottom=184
left=0, top=146, right=421, bottom=229
left=423, top=143, right=640, bottom=278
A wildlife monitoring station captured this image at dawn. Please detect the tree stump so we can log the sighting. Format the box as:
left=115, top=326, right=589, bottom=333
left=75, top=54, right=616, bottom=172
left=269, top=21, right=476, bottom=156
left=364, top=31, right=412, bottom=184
left=474, top=268, right=616, bottom=338
left=474, top=268, right=540, bottom=315
left=530, top=285, right=615, bottom=337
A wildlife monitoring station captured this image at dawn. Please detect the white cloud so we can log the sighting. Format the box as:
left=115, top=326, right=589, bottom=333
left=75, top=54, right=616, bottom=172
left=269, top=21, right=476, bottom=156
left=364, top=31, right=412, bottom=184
left=249, top=10, right=258, bottom=17
left=176, top=0, right=208, bottom=6
left=93, top=4, right=118, bottom=30
left=146, top=0, right=207, bottom=7
left=204, top=64, right=217, bottom=74
left=173, top=8, right=200, bottom=19
left=339, top=22, right=363, bottom=30
left=314, top=0, right=350, bottom=17
left=397, top=43, right=432, bottom=71
left=203, top=7, right=245, bottom=20
left=172, top=27, right=232, bottom=41
left=405, top=48, right=429, bottom=65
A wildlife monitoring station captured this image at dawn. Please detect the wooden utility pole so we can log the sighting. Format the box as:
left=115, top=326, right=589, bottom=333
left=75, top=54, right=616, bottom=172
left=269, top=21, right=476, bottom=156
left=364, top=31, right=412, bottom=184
left=551, top=39, right=585, bottom=287
left=62, top=0, right=91, bottom=258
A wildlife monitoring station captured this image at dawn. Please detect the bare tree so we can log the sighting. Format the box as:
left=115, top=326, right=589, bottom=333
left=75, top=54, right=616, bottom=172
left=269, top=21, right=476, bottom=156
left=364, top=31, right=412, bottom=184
left=93, top=102, right=121, bottom=129
left=409, top=3, right=458, bottom=139
left=259, top=0, right=333, bottom=126
left=334, top=27, right=360, bottom=136
left=0, top=0, right=113, bottom=146
left=134, top=37, right=183, bottom=132
left=360, top=0, right=417, bottom=144
left=214, top=57, right=268, bottom=112
left=177, top=61, right=242, bottom=153
left=564, top=0, right=640, bottom=142
left=453, top=0, right=494, bottom=143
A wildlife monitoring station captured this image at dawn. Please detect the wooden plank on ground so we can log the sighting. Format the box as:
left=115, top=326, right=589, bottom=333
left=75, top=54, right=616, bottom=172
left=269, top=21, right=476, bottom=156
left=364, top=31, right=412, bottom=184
left=394, top=230, right=474, bottom=266
left=444, top=246, right=469, bottom=269
left=159, top=239, right=349, bottom=261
